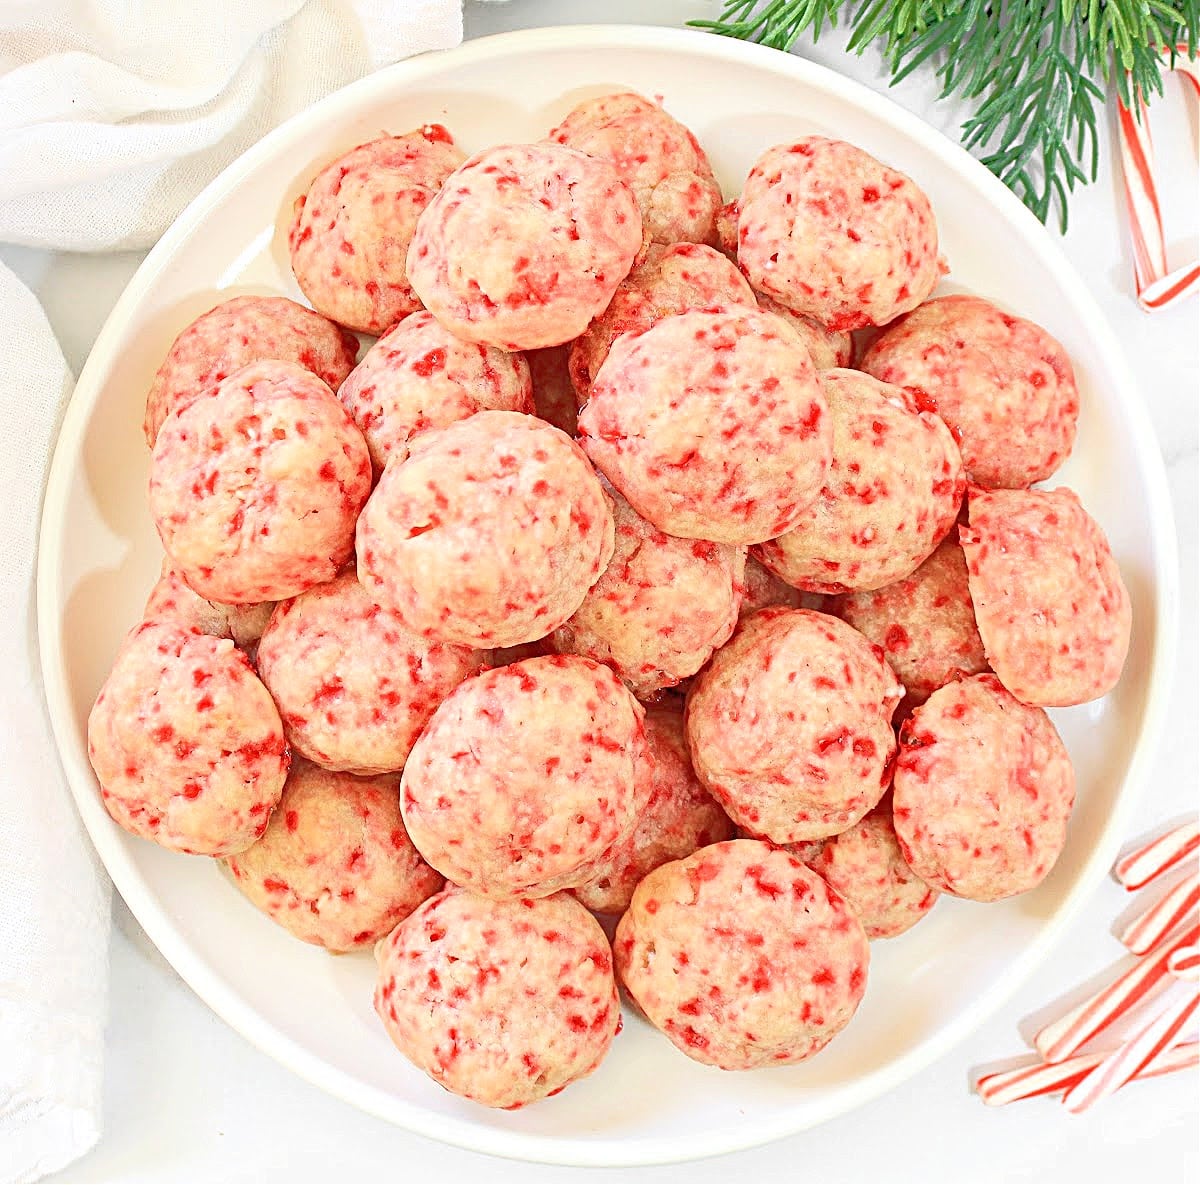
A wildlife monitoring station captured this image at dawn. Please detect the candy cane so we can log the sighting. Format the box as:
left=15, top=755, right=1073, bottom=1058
left=1120, top=871, right=1200, bottom=955
left=1114, top=819, right=1199, bottom=891
left=1169, top=944, right=1200, bottom=982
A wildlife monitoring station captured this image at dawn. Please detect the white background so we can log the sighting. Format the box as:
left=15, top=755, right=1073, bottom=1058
left=2, top=1, right=1196, bottom=1181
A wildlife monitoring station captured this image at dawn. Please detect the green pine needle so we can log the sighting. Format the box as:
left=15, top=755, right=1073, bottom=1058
left=689, top=0, right=1199, bottom=229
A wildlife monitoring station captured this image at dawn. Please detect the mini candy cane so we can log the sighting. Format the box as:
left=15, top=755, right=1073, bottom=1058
left=1114, top=819, right=1199, bottom=891
left=1120, top=871, right=1200, bottom=955
left=1117, top=43, right=1200, bottom=311
left=1169, top=945, right=1200, bottom=981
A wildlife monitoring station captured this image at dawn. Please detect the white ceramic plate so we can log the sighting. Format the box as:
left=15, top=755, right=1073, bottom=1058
left=38, top=25, right=1177, bottom=1168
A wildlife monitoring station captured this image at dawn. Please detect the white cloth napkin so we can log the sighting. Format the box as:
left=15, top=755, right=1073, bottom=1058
left=0, top=2, right=472, bottom=1180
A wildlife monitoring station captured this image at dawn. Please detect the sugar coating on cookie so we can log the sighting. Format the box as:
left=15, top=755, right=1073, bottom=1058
left=255, top=570, right=484, bottom=775
left=527, top=345, right=578, bottom=436
left=573, top=705, right=734, bottom=914
left=686, top=608, right=902, bottom=842
left=406, top=142, right=642, bottom=350
left=143, top=295, right=358, bottom=446
left=87, top=621, right=288, bottom=856
left=336, top=309, right=533, bottom=477
left=356, top=411, right=615, bottom=648
left=400, top=655, right=647, bottom=898
left=289, top=127, right=465, bottom=334
left=754, top=369, right=964, bottom=594
left=568, top=242, right=756, bottom=402
left=754, top=294, right=853, bottom=371
left=615, top=839, right=869, bottom=1069
left=961, top=486, right=1131, bottom=707
left=798, top=806, right=938, bottom=938
left=149, top=361, right=371, bottom=603
left=548, top=91, right=722, bottom=247
left=861, top=294, right=1080, bottom=488
left=738, top=556, right=822, bottom=623
left=732, top=137, right=941, bottom=331
left=143, top=560, right=275, bottom=658
left=375, top=889, right=621, bottom=1109
left=833, top=535, right=987, bottom=706
left=225, top=760, right=443, bottom=951
left=551, top=487, right=746, bottom=697
left=892, top=674, right=1075, bottom=901
left=578, top=307, right=832, bottom=545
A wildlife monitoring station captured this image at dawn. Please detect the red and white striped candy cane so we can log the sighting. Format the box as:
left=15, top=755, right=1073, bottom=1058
left=1114, top=818, right=1199, bottom=892
left=1120, top=871, right=1200, bottom=955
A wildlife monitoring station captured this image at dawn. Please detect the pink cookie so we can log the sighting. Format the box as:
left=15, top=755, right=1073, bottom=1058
left=861, top=294, right=1080, bottom=488
left=892, top=674, right=1075, bottom=901
left=149, top=361, right=371, bottom=603
left=400, top=655, right=647, bottom=898
left=731, top=137, right=941, bottom=330
left=289, top=127, right=465, bottom=334
left=578, top=307, right=832, bottom=544
left=686, top=608, right=902, bottom=842
left=406, top=142, right=642, bottom=350
left=87, top=621, right=288, bottom=857
left=573, top=705, right=735, bottom=915
left=375, top=889, right=620, bottom=1109
left=225, top=760, right=442, bottom=951
left=615, top=839, right=869, bottom=1069
left=527, top=345, right=578, bottom=436
left=961, top=487, right=1132, bottom=706
left=356, top=410, right=614, bottom=648
left=142, top=295, right=358, bottom=446
left=255, top=570, right=484, bottom=775
left=336, top=309, right=533, bottom=477
left=548, top=91, right=722, bottom=247
left=143, top=560, right=274, bottom=660
left=738, top=556, right=822, bottom=623
left=551, top=487, right=745, bottom=697
left=753, top=369, right=964, bottom=594
left=755, top=294, right=853, bottom=371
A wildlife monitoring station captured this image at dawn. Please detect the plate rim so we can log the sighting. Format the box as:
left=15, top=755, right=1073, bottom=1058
left=36, top=23, right=1180, bottom=1167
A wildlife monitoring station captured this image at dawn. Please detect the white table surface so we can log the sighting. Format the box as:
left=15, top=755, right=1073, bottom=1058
left=4, top=2, right=1197, bottom=1181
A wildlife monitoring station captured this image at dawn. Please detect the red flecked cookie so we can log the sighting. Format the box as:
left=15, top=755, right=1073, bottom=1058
left=289, top=126, right=465, bottom=334
left=400, top=655, right=647, bottom=898
left=336, top=309, right=533, bottom=477
left=142, top=295, right=358, bottom=446
left=375, top=889, right=621, bottom=1109
left=961, top=486, right=1132, bottom=707
left=406, top=142, right=642, bottom=350
left=526, top=344, right=578, bottom=436
left=225, top=759, right=442, bottom=952
left=892, top=674, right=1075, bottom=901
left=551, top=486, right=746, bottom=697
left=143, top=560, right=274, bottom=661
left=685, top=608, right=902, bottom=843
left=356, top=410, right=614, bottom=649
left=738, top=556, right=822, bottom=624
left=615, top=839, right=870, bottom=1069
left=548, top=91, right=722, bottom=247
left=754, top=294, right=853, bottom=371
left=730, top=137, right=942, bottom=331
left=753, top=369, right=964, bottom=594
left=87, top=621, right=288, bottom=857
left=255, top=570, right=485, bottom=775
left=578, top=307, right=832, bottom=544
left=861, top=294, right=1080, bottom=488
left=149, top=361, right=371, bottom=603
left=573, top=705, right=734, bottom=915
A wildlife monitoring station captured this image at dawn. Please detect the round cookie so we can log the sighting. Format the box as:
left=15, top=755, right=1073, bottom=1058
left=753, top=369, right=964, bottom=594
left=406, top=142, right=642, bottom=350
left=87, top=621, right=288, bottom=857
left=255, top=570, right=485, bottom=775
left=548, top=91, right=722, bottom=247
left=685, top=608, right=902, bottom=843
left=738, top=556, right=822, bottom=623
left=142, top=295, right=358, bottom=446
left=400, top=655, right=647, bottom=898
left=578, top=307, right=832, bottom=544
left=615, top=839, right=870, bottom=1069
left=143, top=560, right=275, bottom=659
left=149, top=360, right=371, bottom=603
left=225, top=760, right=443, bottom=951
left=832, top=535, right=987, bottom=706
left=375, top=889, right=620, bottom=1109
left=755, top=294, right=853, bottom=371
left=527, top=345, right=578, bottom=436
left=289, top=126, right=465, bottom=334
left=731, top=137, right=941, bottom=330
left=551, top=487, right=746, bottom=697
left=573, top=705, right=735, bottom=915
left=336, top=309, right=533, bottom=477
left=356, top=410, right=615, bottom=648
left=960, top=486, right=1132, bottom=706
left=860, top=294, right=1080, bottom=488
left=892, top=673, right=1075, bottom=901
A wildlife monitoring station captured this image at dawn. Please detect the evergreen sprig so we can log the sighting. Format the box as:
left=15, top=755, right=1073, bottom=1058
left=689, top=0, right=1198, bottom=228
